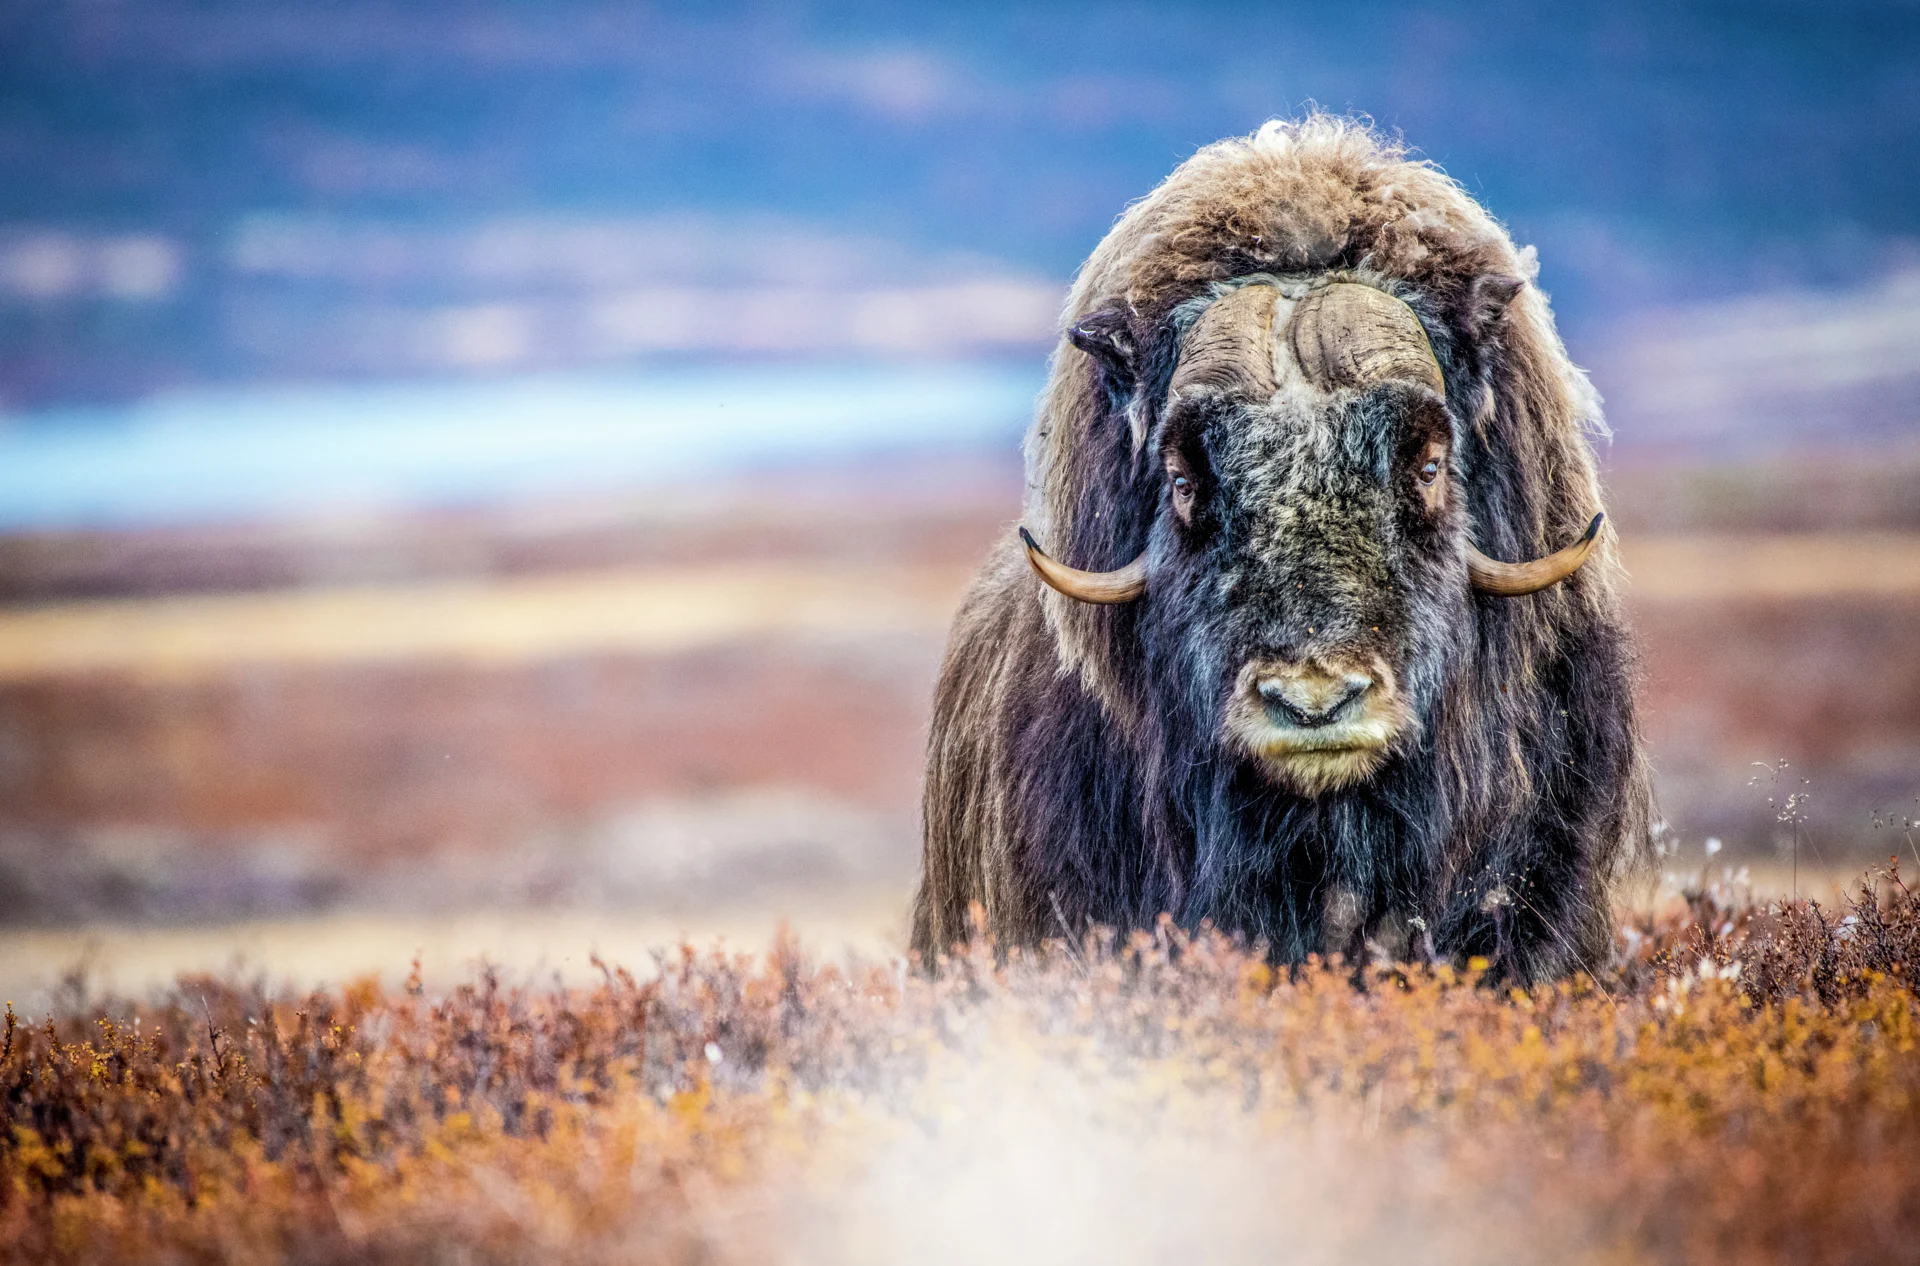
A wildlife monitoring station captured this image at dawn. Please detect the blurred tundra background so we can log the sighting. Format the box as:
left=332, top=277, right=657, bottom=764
left=1, top=0, right=1917, bottom=996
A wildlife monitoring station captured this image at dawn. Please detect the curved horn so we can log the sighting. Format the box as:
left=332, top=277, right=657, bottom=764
left=1018, top=528, right=1146, bottom=604
left=1288, top=282, right=1445, bottom=397
left=1468, top=513, right=1604, bottom=596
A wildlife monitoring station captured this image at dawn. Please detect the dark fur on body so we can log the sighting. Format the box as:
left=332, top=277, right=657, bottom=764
left=912, top=117, right=1652, bottom=980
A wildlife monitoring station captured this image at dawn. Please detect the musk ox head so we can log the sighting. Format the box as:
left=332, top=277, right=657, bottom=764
left=1020, top=275, right=1600, bottom=798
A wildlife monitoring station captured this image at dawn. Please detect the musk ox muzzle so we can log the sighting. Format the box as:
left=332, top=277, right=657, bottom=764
left=1226, top=652, right=1408, bottom=795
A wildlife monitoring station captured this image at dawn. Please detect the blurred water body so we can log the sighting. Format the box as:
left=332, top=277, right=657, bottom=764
left=0, top=362, right=1043, bottom=530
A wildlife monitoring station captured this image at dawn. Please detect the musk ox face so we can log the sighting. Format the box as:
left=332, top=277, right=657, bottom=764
left=1021, top=277, right=1604, bottom=798
left=1150, top=280, right=1465, bottom=795
left=1159, top=377, right=1462, bottom=794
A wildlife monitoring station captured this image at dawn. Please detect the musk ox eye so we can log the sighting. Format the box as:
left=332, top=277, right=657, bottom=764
left=1413, top=443, right=1449, bottom=512
left=1166, top=466, right=1197, bottom=523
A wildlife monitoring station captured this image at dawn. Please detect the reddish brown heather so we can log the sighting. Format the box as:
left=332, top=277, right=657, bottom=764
left=1, top=872, right=1918, bottom=1265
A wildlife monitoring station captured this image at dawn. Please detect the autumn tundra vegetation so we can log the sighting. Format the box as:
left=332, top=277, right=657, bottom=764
left=2, top=865, right=1918, bottom=1264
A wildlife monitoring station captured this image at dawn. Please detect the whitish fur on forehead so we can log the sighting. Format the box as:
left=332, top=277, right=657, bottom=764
left=1083, top=115, right=1525, bottom=321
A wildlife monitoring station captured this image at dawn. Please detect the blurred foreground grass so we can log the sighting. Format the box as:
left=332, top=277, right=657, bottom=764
left=3, top=868, right=1918, bottom=1265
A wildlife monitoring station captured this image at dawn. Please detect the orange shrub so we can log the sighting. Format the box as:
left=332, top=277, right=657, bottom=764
left=3, top=870, right=1917, bottom=1264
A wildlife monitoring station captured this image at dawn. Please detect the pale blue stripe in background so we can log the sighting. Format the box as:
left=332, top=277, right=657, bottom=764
left=0, top=363, right=1043, bottom=530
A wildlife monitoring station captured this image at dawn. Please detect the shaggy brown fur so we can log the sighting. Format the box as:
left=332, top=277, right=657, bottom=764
left=912, top=115, right=1652, bottom=980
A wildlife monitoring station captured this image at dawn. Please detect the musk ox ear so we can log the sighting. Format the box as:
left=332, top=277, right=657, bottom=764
left=1069, top=302, right=1155, bottom=453
left=1068, top=304, right=1139, bottom=383
left=1468, top=273, right=1526, bottom=336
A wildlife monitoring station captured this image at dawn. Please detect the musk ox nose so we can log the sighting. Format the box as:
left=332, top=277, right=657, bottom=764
left=1255, top=665, right=1375, bottom=729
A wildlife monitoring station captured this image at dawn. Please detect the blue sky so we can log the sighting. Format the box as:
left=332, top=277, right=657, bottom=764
left=2, top=1, right=1915, bottom=524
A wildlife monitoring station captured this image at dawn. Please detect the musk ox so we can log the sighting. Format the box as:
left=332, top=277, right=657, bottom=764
left=911, top=115, right=1652, bottom=980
